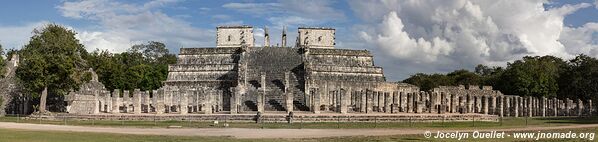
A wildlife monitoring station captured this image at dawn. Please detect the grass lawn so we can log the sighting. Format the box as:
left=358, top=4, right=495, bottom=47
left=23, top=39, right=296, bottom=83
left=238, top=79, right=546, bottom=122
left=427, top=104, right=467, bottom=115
left=0, top=127, right=596, bottom=142
left=1, top=116, right=597, bottom=129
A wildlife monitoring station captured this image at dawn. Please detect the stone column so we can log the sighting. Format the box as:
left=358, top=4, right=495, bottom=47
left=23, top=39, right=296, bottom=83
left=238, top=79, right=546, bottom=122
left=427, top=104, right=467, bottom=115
left=372, top=91, right=379, bottom=112
left=476, top=96, right=482, bottom=113
left=143, top=91, right=150, bottom=113
left=392, top=91, right=399, bottom=113
left=565, top=98, right=571, bottom=116
left=458, top=95, right=466, bottom=113
left=578, top=99, right=583, bottom=117
left=286, top=92, right=294, bottom=113
left=450, top=94, right=457, bottom=113
left=133, top=89, right=141, bottom=114
left=498, top=96, right=504, bottom=117
left=513, top=96, right=519, bottom=117
left=542, top=97, right=546, bottom=117
left=111, top=89, right=121, bottom=114
left=414, top=92, right=421, bottom=113
left=551, top=98, right=559, bottom=116
left=504, top=96, right=513, bottom=117
left=384, top=92, right=391, bottom=113
left=407, top=93, right=414, bottom=113
left=527, top=96, right=533, bottom=117
left=366, top=90, right=373, bottom=113
left=93, top=90, right=100, bottom=114
left=230, top=89, right=239, bottom=114
left=400, top=92, right=407, bottom=112
left=155, top=89, right=164, bottom=114
left=123, top=90, right=130, bottom=112
left=313, top=88, right=321, bottom=114
left=340, top=89, right=348, bottom=114
left=180, top=92, right=188, bottom=114
left=467, top=94, right=474, bottom=113
left=482, top=95, right=489, bottom=114
left=490, top=96, right=496, bottom=115
left=430, top=92, right=438, bottom=113
left=360, top=90, right=366, bottom=113
left=439, top=92, right=447, bottom=114
left=257, top=91, right=265, bottom=113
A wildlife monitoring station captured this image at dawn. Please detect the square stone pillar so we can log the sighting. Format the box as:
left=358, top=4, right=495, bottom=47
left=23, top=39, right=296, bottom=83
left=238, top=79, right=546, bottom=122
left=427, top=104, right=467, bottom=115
left=143, top=91, right=150, bottom=113
left=384, top=92, right=391, bottom=113
left=312, top=88, right=321, bottom=114
left=257, top=91, right=265, bottom=113
left=490, top=96, right=496, bottom=115
left=133, top=89, right=142, bottom=114
left=482, top=95, right=489, bottom=114
left=400, top=92, right=407, bottom=112
left=155, top=89, right=164, bottom=114
left=439, top=92, right=447, bottom=114
left=565, top=98, right=571, bottom=116
left=360, top=90, right=366, bottom=113
left=513, top=96, right=520, bottom=117
left=123, top=90, right=130, bottom=112
left=366, top=90, right=373, bottom=113
left=340, top=89, right=348, bottom=114
left=554, top=99, right=560, bottom=116
left=504, top=96, right=509, bottom=117
left=407, top=93, right=413, bottom=113
left=467, top=94, right=474, bottom=113
left=392, top=91, right=399, bottom=113
left=230, top=91, right=239, bottom=114
left=542, top=97, right=547, bottom=117
left=373, top=91, right=379, bottom=112
left=111, top=89, right=121, bottom=114
left=476, top=96, right=482, bottom=113
left=180, top=92, right=188, bottom=114
left=430, top=92, right=438, bottom=113
left=414, top=92, right=421, bottom=113
left=527, top=96, right=533, bottom=117
left=497, top=96, right=503, bottom=117
left=458, top=95, right=466, bottom=113
left=285, top=92, right=294, bottom=113
left=578, top=99, right=583, bottom=116
left=93, top=91, right=100, bottom=114
left=450, top=94, right=457, bottom=113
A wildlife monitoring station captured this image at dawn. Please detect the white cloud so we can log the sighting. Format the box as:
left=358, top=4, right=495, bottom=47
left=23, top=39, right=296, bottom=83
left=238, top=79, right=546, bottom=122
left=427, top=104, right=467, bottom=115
left=57, top=0, right=213, bottom=53
left=349, top=0, right=594, bottom=80
left=0, top=21, right=49, bottom=49
left=560, top=22, right=598, bottom=56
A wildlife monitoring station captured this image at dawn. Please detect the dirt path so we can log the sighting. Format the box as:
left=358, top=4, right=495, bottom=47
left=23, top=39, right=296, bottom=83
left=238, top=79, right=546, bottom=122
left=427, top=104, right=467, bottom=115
left=0, top=122, right=597, bottom=139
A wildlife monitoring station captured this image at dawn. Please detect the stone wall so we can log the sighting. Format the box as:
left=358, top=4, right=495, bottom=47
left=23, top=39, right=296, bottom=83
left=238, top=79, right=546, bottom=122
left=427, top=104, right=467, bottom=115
left=297, top=27, right=335, bottom=49
left=216, top=26, right=254, bottom=48
left=0, top=54, right=24, bottom=116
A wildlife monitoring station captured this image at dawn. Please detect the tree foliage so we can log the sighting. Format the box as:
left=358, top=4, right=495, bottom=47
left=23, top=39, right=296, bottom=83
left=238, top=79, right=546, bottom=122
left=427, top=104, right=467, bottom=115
left=403, top=55, right=597, bottom=100
left=558, top=54, right=598, bottom=101
left=16, top=24, right=90, bottom=112
left=86, top=41, right=176, bottom=91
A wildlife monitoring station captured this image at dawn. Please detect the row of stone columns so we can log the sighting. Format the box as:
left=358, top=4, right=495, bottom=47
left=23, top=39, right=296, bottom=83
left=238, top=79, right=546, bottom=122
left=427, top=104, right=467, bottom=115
left=304, top=88, right=595, bottom=117
left=93, top=87, right=221, bottom=115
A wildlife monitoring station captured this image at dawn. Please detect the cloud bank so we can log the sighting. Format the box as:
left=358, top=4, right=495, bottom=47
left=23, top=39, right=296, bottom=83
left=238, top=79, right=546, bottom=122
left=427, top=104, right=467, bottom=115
left=349, top=0, right=597, bottom=80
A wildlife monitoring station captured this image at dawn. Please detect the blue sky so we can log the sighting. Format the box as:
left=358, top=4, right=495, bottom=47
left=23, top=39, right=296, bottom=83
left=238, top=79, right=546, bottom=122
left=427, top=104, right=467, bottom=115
left=1, top=0, right=597, bottom=81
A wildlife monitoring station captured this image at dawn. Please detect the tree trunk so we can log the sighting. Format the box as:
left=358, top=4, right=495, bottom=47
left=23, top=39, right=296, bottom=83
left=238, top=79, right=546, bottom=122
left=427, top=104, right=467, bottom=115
left=39, top=87, right=48, bottom=113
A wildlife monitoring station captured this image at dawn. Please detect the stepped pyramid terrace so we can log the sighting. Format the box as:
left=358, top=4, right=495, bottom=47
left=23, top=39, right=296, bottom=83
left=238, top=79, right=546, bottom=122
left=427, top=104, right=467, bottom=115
left=52, top=26, right=595, bottom=122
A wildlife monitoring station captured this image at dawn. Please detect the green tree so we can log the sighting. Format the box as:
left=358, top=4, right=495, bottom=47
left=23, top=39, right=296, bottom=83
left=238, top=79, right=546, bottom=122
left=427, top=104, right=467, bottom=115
left=85, top=41, right=176, bottom=92
left=402, top=73, right=452, bottom=91
left=447, top=69, right=482, bottom=86
left=558, top=54, right=598, bottom=101
left=16, top=24, right=90, bottom=113
left=498, top=56, right=565, bottom=97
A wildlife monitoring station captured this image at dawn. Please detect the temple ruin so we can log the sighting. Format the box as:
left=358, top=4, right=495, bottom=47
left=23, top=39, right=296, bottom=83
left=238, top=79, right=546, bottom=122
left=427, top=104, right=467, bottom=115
left=60, top=26, right=594, bottom=121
